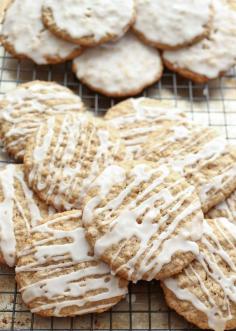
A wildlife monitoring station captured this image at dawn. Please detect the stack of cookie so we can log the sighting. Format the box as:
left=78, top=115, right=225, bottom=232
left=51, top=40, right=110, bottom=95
left=1, top=0, right=236, bottom=97
left=0, top=81, right=129, bottom=316
left=1, top=80, right=236, bottom=331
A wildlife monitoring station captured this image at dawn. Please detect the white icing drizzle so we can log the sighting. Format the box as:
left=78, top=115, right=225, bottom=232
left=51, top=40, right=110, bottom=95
left=16, top=211, right=127, bottom=316
left=133, top=0, right=211, bottom=48
left=73, top=33, right=163, bottom=97
left=0, top=164, right=54, bottom=267
left=171, top=136, right=228, bottom=173
left=83, top=163, right=203, bottom=282
left=43, top=0, right=134, bottom=44
left=163, top=0, right=236, bottom=79
left=163, top=218, right=236, bottom=331
left=207, top=190, right=236, bottom=222
left=0, top=82, right=84, bottom=160
left=27, top=113, right=122, bottom=210
left=140, top=123, right=236, bottom=210
left=106, top=98, right=186, bottom=159
left=199, top=165, right=236, bottom=204
left=1, top=0, right=80, bottom=64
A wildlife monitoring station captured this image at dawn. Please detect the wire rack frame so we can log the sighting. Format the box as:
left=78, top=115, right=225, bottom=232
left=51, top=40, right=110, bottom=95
left=0, top=45, right=236, bottom=331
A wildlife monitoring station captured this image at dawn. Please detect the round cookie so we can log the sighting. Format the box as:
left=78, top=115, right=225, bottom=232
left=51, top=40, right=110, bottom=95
left=0, top=0, right=82, bottom=65
left=82, top=161, right=204, bottom=282
left=24, top=113, right=125, bottom=211
left=139, top=122, right=236, bottom=213
left=16, top=210, right=128, bottom=317
left=207, top=190, right=236, bottom=222
left=42, top=0, right=135, bottom=47
left=133, top=0, right=212, bottom=50
left=0, top=81, right=85, bottom=161
left=72, top=33, right=163, bottom=98
left=105, top=97, right=187, bottom=159
left=0, top=164, right=55, bottom=267
left=163, top=0, right=236, bottom=83
left=162, top=218, right=236, bottom=331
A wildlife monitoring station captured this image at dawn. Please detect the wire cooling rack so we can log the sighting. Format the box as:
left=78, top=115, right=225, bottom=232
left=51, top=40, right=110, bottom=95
left=0, top=44, right=236, bottom=331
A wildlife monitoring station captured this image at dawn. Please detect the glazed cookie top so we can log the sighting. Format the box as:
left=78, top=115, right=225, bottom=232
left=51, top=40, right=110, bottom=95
left=162, top=218, right=236, bottom=331
left=0, top=81, right=85, bottom=161
left=207, top=190, right=236, bottom=221
left=73, top=33, right=163, bottom=98
left=0, top=164, right=55, bottom=267
left=16, top=211, right=128, bottom=317
left=42, top=0, right=135, bottom=46
left=105, top=98, right=186, bottom=159
left=82, top=161, right=204, bottom=282
left=24, top=113, right=125, bottom=211
left=133, top=0, right=212, bottom=49
left=0, top=0, right=82, bottom=64
left=163, top=0, right=236, bottom=80
left=139, top=122, right=236, bottom=213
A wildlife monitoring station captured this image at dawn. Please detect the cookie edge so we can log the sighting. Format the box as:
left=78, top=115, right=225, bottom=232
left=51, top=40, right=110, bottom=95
left=42, top=5, right=136, bottom=47
left=72, top=52, right=164, bottom=98
left=132, top=5, right=213, bottom=51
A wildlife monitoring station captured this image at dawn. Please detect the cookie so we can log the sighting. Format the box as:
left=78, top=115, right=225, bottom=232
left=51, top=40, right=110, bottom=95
left=24, top=113, right=125, bottom=211
left=133, top=0, right=212, bottom=50
left=82, top=161, right=204, bottom=282
left=207, top=190, right=236, bottom=222
left=0, top=81, right=85, bottom=161
left=0, top=164, right=55, bottom=267
left=163, top=0, right=236, bottom=83
left=161, top=218, right=236, bottom=331
left=105, top=97, right=186, bottom=159
left=72, top=33, right=163, bottom=98
left=16, top=210, right=128, bottom=317
left=0, top=0, right=82, bottom=65
left=139, top=122, right=236, bottom=213
left=42, top=0, right=135, bottom=47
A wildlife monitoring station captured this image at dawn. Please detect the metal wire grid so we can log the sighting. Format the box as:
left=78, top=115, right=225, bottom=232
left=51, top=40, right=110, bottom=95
left=0, top=45, right=236, bottom=331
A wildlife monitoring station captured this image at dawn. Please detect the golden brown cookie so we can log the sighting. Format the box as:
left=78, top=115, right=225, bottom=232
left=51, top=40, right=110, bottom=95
left=0, top=0, right=82, bottom=64
left=163, top=0, right=236, bottom=83
left=105, top=97, right=186, bottom=159
left=162, top=218, right=236, bottom=331
left=0, top=164, right=55, bottom=267
left=133, top=0, right=212, bottom=50
left=16, top=210, right=128, bottom=317
left=82, top=161, right=204, bottom=282
left=42, top=0, right=135, bottom=47
left=207, top=190, right=236, bottom=222
left=72, top=33, right=163, bottom=98
left=139, top=122, right=236, bottom=213
left=24, top=113, right=125, bottom=211
left=0, top=81, right=85, bottom=161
